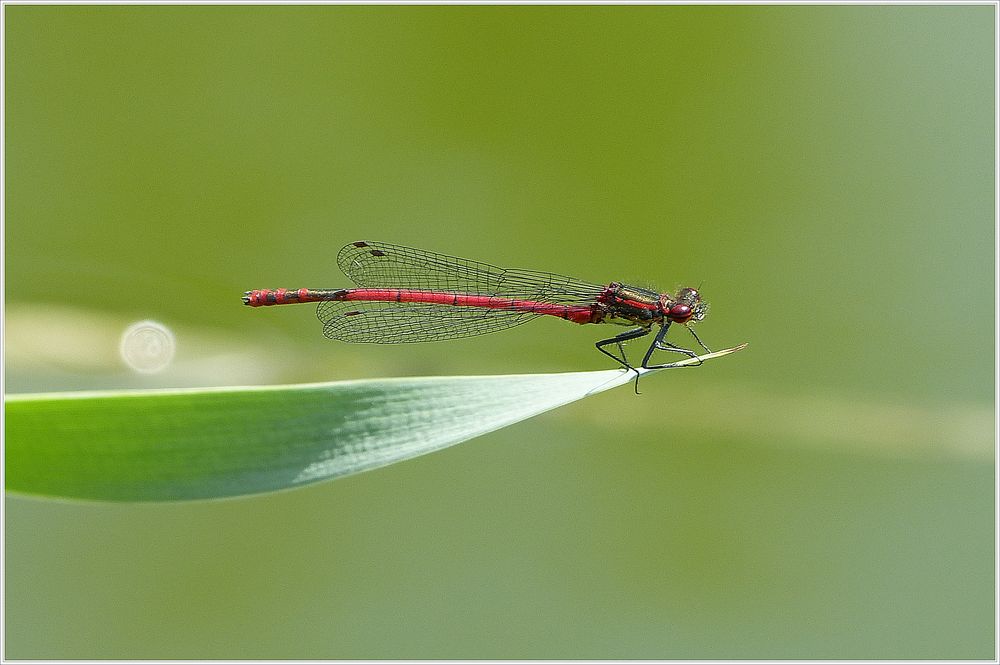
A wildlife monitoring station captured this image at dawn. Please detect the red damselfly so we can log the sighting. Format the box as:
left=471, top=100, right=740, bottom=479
left=244, top=241, right=713, bottom=391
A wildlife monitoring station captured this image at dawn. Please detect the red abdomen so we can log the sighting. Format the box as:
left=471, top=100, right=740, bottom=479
left=244, top=287, right=600, bottom=324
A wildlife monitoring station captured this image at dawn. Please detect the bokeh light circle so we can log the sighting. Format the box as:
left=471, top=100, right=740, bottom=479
left=119, top=320, right=175, bottom=373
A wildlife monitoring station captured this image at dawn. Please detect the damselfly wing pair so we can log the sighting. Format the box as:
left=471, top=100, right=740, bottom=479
left=244, top=241, right=721, bottom=391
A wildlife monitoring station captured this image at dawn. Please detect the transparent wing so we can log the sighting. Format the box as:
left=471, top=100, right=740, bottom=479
left=337, top=241, right=604, bottom=304
left=317, top=299, right=541, bottom=343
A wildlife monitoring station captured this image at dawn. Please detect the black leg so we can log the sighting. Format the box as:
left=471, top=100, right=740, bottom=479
left=595, top=327, right=651, bottom=394
left=641, top=322, right=703, bottom=370
left=596, top=324, right=710, bottom=394
left=686, top=324, right=712, bottom=355
left=595, top=326, right=651, bottom=370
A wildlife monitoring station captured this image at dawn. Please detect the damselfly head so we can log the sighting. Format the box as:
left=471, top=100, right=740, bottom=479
left=663, top=287, right=708, bottom=324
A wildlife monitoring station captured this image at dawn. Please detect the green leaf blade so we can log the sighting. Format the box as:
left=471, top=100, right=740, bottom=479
left=6, top=345, right=748, bottom=502
left=6, top=371, right=629, bottom=502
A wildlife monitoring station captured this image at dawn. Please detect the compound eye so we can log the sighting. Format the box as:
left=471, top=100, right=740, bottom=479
left=669, top=303, right=692, bottom=323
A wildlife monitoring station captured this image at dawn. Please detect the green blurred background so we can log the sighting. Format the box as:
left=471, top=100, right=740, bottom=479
left=4, top=5, right=994, bottom=659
